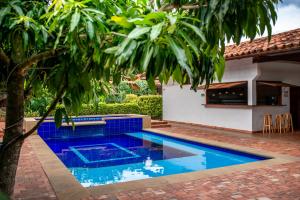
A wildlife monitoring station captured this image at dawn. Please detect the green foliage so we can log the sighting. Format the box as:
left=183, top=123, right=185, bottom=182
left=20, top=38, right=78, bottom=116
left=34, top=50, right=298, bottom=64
left=68, top=103, right=140, bottom=115
left=0, top=191, right=9, bottom=200
left=104, top=80, right=156, bottom=103
left=105, top=93, right=125, bottom=103
left=137, top=95, right=162, bottom=119
left=98, top=103, right=140, bottom=115
left=133, top=80, right=157, bottom=96
left=25, top=88, right=52, bottom=116
left=0, top=0, right=280, bottom=127
left=124, top=94, right=138, bottom=103
left=25, top=95, right=163, bottom=119
left=117, top=82, right=133, bottom=94
left=24, top=111, right=39, bottom=118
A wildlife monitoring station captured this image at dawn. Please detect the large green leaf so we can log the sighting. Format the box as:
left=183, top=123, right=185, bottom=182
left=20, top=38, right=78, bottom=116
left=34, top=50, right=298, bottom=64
left=111, top=16, right=132, bottom=28
left=141, top=43, right=154, bottom=70
left=116, top=38, right=131, bottom=55
left=166, top=36, right=192, bottom=79
left=172, top=65, right=183, bottom=84
left=116, top=40, right=137, bottom=65
left=0, top=7, right=11, bottom=25
left=82, top=8, right=104, bottom=16
left=144, top=12, right=166, bottom=20
left=178, top=30, right=200, bottom=58
left=215, top=57, right=225, bottom=82
left=11, top=3, right=24, bottom=15
left=180, top=21, right=206, bottom=42
left=150, top=22, right=164, bottom=41
left=22, top=31, right=29, bottom=49
left=104, top=46, right=119, bottom=54
left=128, top=27, right=151, bottom=39
left=86, top=21, right=94, bottom=39
left=70, top=10, right=81, bottom=32
left=54, top=108, right=63, bottom=128
left=167, top=15, right=177, bottom=25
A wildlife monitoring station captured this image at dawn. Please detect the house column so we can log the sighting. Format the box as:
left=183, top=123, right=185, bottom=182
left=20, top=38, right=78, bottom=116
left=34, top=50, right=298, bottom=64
left=248, top=62, right=260, bottom=105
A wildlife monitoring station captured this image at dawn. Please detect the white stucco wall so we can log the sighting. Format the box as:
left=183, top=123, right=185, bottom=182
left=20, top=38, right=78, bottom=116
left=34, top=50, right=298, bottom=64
left=163, top=58, right=257, bottom=132
left=163, top=58, right=300, bottom=132
left=162, top=84, right=253, bottom=131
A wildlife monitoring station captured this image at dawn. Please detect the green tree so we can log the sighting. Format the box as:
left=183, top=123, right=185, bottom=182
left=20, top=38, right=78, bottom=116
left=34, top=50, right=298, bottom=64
left=0, top=0, right=279, bottom=197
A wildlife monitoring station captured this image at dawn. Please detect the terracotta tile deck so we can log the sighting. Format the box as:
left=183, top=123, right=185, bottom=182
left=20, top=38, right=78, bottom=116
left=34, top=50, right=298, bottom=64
left=11, top=122, right=300, bottom=199
left=13, top=140, right=56, bottom=200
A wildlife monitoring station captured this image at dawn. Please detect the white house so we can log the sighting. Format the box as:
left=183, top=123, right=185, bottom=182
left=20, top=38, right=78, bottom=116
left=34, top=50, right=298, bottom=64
left=163, top=28, right=300, bottom=133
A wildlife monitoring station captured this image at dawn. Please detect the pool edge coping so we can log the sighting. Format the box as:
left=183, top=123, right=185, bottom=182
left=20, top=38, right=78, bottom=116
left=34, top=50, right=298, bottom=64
left=30, top=129, right=300, bottom=199
left=29, top=135, right=90, bottom=200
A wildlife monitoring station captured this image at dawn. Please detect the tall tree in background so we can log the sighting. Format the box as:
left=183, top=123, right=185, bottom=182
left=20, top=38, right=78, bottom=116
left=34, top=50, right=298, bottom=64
left=0, top=0, right=280, bottom=197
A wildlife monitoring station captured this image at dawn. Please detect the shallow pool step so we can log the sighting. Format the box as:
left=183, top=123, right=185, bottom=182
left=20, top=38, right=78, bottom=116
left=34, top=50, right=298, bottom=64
left=61, top=120, right=106, bottom=127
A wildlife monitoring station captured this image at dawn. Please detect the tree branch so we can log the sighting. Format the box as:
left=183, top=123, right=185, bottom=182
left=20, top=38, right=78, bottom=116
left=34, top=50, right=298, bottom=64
left=0, top=48, right=10, bottom=66
left=5, top=48, right=66, bottom=85
left=19, top=48, right=66, bottom=73
left=0, top=83, right=67, bottom=154
left=159, top=3, right=206, bottom=11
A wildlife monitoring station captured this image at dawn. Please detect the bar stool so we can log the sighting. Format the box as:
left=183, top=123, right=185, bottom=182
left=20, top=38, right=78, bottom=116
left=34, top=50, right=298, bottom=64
left=274, top=114, right=284, bottom=134
left=283, top=113, right=294, bottom=133
left=263, top=114, right=273, bottom=134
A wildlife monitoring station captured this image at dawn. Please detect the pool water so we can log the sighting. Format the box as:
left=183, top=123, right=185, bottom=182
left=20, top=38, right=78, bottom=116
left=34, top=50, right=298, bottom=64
left=43, top=131, right=268, bottom=187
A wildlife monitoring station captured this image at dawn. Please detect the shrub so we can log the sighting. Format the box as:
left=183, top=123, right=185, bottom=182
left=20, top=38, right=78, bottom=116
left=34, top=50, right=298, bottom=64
left=137, top=95, right=162, bottom=119
left=104, top=81, right=157, bottom=103
left=117, top=81, right=133, bottom=94
left=72, top=103, right=140, bottom=115
left=133, top=80, right=157, bottom=96
left=25, top=88, right=53, bottom=116
left=24, top=95, right=162, bottom=119
left=104, top=93, right=125, bottom=103
left=76, top=104, right=97, bottom=115
left=124, top=94, right=138, bottom=103
left=98, top=103, right=140, bottom=114
left=24, top=111, right=40, bottom=117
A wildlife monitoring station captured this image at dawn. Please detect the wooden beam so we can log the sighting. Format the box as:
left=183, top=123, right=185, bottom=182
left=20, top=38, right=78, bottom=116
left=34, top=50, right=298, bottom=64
left=253, top=52, right=300, bottom=63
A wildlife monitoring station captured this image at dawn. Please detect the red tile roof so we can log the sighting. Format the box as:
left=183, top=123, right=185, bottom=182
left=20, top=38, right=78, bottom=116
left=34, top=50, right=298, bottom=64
left=225, top=28, right=300, bottom=60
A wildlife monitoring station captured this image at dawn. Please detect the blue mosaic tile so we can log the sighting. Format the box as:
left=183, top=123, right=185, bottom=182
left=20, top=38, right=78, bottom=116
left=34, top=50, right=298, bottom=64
left=38, top=117, right=143, bottom=139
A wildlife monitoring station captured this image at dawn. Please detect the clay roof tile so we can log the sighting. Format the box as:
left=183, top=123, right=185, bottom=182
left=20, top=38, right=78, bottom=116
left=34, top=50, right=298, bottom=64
left=225, top=28, right=300, bottom=60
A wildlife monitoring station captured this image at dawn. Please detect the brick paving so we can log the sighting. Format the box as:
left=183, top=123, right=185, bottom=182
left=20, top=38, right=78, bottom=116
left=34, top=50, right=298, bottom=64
left=9, top=122, right=300, bottom=199
left=13, top=140, right=56, bottom=200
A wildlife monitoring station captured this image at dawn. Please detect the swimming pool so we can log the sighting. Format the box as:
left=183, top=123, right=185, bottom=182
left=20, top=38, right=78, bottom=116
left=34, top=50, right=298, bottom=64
left=38, top=117, right=268, bottom=187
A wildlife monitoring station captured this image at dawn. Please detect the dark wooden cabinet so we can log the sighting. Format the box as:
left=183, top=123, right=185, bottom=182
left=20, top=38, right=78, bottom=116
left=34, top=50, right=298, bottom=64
left=290, top=87, right=300, bottom=130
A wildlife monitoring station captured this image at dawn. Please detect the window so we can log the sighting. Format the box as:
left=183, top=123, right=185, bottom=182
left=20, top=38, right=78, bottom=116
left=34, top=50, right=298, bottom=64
left=256, top=81, right=282, bottom=105
left=205, top=81, right=248, bottom=105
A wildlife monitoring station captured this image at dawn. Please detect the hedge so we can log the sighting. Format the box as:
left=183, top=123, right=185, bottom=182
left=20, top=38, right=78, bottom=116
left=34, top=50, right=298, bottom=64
left=137, top=95, right=162, bottom=119
left=72, top=103, right=140, bottom=115
left=25, top=95, right=162, bottom=119
left=124, top=94, right=138, bottom=103
left=97, top=103, right=140, bottom=115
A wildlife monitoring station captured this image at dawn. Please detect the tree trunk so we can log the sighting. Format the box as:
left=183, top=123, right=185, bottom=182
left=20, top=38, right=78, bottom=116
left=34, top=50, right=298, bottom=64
left=0, top=68, right=25, bottom=197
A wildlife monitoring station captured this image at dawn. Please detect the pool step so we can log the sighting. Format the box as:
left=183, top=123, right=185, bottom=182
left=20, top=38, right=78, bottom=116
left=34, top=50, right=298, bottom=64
left=151, top=120, right=171, bottom=128
left=61, top=120, right=106, bottom=127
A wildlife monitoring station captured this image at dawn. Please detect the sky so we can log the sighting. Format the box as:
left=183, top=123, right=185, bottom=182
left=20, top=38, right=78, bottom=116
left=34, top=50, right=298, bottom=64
left=233, top=0, right=300, bottom=43
left=273, top=0, right=300, bottom=34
